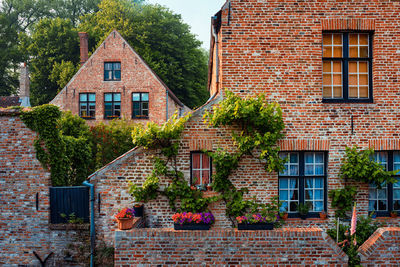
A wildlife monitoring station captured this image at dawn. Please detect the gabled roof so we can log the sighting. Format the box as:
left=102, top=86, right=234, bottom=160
left=0, top=96, right=20, bottom=108
left=50, top=30, right=184, bottom=107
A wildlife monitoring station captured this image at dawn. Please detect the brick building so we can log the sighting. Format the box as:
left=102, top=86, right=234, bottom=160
left=89, top=0, right=400, bottom=246
left=50, top=30, right=187, bottom=125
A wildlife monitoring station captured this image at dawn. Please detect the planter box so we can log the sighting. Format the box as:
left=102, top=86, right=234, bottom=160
left=117, top=218, right=134, bottom=230
left=174, top=223, right=210, bottom=230
left=237, top=222, right=274, bottom=230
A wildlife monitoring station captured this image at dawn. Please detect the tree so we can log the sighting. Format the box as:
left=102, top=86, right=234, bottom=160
left=79, top=0, right=209, bottom=108
left=20, top=18, right=80, bottom=105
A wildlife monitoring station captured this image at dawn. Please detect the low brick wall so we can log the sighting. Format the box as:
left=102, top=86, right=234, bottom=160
left=358, top=227, right=400, bottom=266
left=114, top=227, right=348, bottom=266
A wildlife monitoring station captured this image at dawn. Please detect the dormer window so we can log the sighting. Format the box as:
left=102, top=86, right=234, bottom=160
left=104, top=62, right=121, bottom=81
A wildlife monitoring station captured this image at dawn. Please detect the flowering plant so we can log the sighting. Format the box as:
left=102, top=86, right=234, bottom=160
left=236, top=213, right=276, bottom=224
left=172, top=212, right=215, bottom=225
left=115, top=208, right=135, bottom=220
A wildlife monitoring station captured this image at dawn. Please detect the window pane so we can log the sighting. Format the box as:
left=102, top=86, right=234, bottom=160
left=142, top=93, right=149, bottom=101
left=323, top=87, right=332, bottom=98
left=132, top=93, right=140, bottom=101
left=323, top=61, right=331, bottom=72
left=359, top=87, right=368, bottom=98
left=142, top=102, right=148, bottom=110
left=202, top=155, right=210, bottom=169
left=314, top=201, right=323, bottom=212
left=315, top=189, right=323, bottom=200
left=333, top=34, right=342, bottom=45
left=360, top=47, right=368, bottom=58
left=105, top=103, right=112, bottom=117
left=192, top=153, right=200, bottom=169
left=349, top=47, right=358, bottom=57
left=332, top=61, right=341, bottom=72
left=80, top=94, right=87, bottom=102
left=280, top=178, right=289, bottom=189
left=290, top=153, right=298, bottom=163
left=114, top=93, right=121, bottom=102
left=305, top=165, right=313, bottom=175
left=305, top=190, right=313, bottom=200
left=349, top=34, right=358, bottom=45
left=323, top=74, right=331, bottom=85
left=114, top=110, right=120, bottom=117
left=333, top=87, right=342, bottom=98
left=88, top=93, right=95, bottom=102
left=349, top=87, right=358, bottom=98
left=202, top=171, right=210, bottom=184
left=359, top=62, right=368, bottom=72
left=142, top=109, right=148, bottom=117
left=349, top=62, right=357, bottom=72
left=359, top=34, right=368, bottom=45
left=114, top=62, right=121, bottom=70
left=192, top=170, right=200, bottom=185
left=104, top=94, right=112, bottom=102
left=323, top=47, right=332, bottom=57
left=333, top=47, right=342, bottom=57
left=349, top=74, right=358, bottom=86
left=359, top=74, right=368, bottom=86
left=305, top=153, right=313, bottom=163
left=323, top=34, right=332, bottom=45
left=114, top=70, right=121, bottom=80
left=104, top=63, right=112, bottom=70
left=333, top=74, right=341, bottom=85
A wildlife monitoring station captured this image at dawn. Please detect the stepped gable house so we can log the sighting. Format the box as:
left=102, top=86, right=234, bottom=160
left=50, top=30, right=186, bottom=124
left=88, top=0, right=400, bottom=245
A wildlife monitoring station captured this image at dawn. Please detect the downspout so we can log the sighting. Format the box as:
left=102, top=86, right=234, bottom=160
left=83, top=181, right=95, bottom=267
left=166, top=89, right=169, bottom=120
left=212, top=16, right=219, bottom=91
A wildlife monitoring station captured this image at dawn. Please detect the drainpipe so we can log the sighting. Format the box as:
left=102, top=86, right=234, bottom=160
left=166, top=89, right=169, bottom=120
left=212, top=16, right=219, bottom=90
left=82, top=181, right=95, bottom=267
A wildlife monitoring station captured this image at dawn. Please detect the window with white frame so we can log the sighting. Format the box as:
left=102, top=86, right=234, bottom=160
left=191, top=152, right=211, bottom=186
left=279, top=152, right=326, bottom=217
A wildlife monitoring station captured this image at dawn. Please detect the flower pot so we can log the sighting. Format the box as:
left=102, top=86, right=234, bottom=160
left=237, top=222, right=274, bottom=230
left=117, top=218, right=134, bottom=230
left=319, top=212, right=327, bottom=220
left=174, top=223, right=210, bottom=230
left=390, top=212, right=398, bottom=218
left=281, top=213, right=288, bottom=220
left=206, top=185, right=212, bottom=191
left=133, top=204, right=144, bottom=217
left=299, top=214, right=307, bottom=220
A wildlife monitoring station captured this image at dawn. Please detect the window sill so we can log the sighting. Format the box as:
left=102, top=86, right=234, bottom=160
left=105, top=116, right=121, bottom=120
left=103, top=80, right=121, bottom=82
left=132, top=117, right=149, bottom=120
left=80, top=116, right=95, bottom=120
left=322, top=98, right=373, bottom=104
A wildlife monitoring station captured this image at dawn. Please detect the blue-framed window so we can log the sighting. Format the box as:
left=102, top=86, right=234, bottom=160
left=79, top=93, right=95, bottom=119
left=279, top=152, right=327, bottom=218
left=132, top=92, right=149, bottom=119
left=104, top=93, right=121, bottom=119
left=322, top=32, right=373, bottom=103
left=104, top=62, right=121, bottom=81
left=369, top=151, right=400, bottom=216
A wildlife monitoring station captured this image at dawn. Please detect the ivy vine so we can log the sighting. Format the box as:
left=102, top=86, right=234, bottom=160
left=128, top=113, right=218, bottom=213
left=20, top=105, right=92, bottom=186
left=203, top=90, right=286, bottom=223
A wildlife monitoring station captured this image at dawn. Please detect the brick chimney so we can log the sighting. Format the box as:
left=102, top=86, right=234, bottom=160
left=19, top=62, right=31, bottom=107
left=78, top=32, right=89, bottom=66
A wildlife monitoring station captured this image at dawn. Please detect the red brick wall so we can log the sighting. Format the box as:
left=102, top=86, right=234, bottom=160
left=358, top=227, right=400, bottom=266
left=0, top=109, right=89, bottom=266
left=114, top=227, right=348, bottom=266
left=51, top=30, right=182, bottom=125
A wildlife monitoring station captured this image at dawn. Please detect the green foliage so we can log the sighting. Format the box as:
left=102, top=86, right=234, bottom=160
left=340, top=146, right=397, bottom=186
left=49, top=60, right=80, bottom=91
left=128, top=113, right=216, bottom=213
left=297, top=203, right=310, bottom=215
left=19, top=17, right=79, bottom=105
left=79, top=0, right=209, bottom=108
left=202, top=90, right=286, bottom=224
left=327, top=215, right=383, bottom=266
left=20, top=105, right=92, bottom=186
left=60, top=212, right=84, bottom=224
left=329, top=186, right=357, bottom=218
left=89, top=119, right=136, bottom=173
left=132, top=113, right=190, bottom=158
left=204, top=90, right=286, bottom=173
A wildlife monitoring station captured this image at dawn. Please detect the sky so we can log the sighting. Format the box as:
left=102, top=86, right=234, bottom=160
left=146, top=0, right=227, bottom=49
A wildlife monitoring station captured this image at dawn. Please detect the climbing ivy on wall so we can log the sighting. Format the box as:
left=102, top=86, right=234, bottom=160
left=128, top=113, right=218, bottom=213
left=129, top=90, right=286, bottom=225
left=20, top=105, right=92, bottom=186
left=203, top=90, right=285, bottom=222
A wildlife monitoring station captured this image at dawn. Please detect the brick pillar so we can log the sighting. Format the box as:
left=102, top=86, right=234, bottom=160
left=78, top=32, right=89, bottom=66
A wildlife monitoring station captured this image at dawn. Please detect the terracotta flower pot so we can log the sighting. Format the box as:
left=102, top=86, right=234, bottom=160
left=117, top=218, right=134, bottom=230
left=281, top=213, right=288, bottom=220
left=390, top=212, right=398, bottom=218
left=319, top=212, right=327, bottom=220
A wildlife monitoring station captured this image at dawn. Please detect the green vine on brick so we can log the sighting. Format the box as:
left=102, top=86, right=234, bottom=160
left=340, top=146, right=397, bottom=186
left=128, top=113, right=218, bottom=213
left=328, top=186, right=357, bottom=218
left=204, top=90, right=285, bottom=223
left=20, top=105, right=92, bottom=186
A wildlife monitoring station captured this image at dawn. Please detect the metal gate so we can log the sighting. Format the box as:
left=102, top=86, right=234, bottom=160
left=49, top=186, right=89, bottom=224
